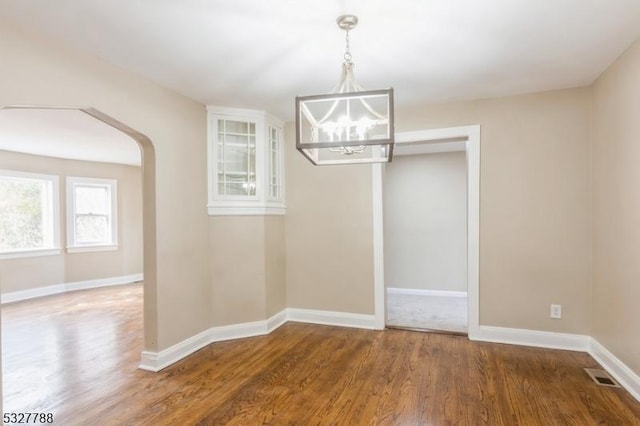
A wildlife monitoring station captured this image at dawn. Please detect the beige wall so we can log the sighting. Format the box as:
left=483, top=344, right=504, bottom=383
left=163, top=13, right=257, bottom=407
left=0, top=21, right=211, bottom=351
left=396, top=89, right=592, bottom=333
left=591, top=39, right=640, bottom=375
left=0, top=151, right=143, bottom=293
left=210, top=216, right=266, bottom=325
left=265, top=215, right=287, bottom=317
left=285, top=123, right=375, bottom=314
left=384, top=151, right=467, bottom=292
left=209, top=215, right=286, bottom=325
left=285, top=88, right=592, bottom=333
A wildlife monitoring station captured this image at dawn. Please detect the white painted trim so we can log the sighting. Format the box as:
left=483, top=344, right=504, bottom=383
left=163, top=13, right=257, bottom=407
left=206, top=105, right=284, bottom=126
left=135, top=305, right=640, bottom=404
left=0, top=273, right=143, bottom=304
left=589, top=338, right=640, bottom=403
left=473, top=325, right=591, bottom=352
left=395, top=128, right=470, bottom=143
left=287, top=308, right=377, bottom=329
left=207, top=205, right=286, bottom=216
left=139, top=308, right=375, bottom=372
left=393, top=140, right=466, bottom=156
left=139, top=309, right=289, bottom=372
left=373, top=125, right=481, bottom=338
left=66, top=244, right=118, bottom=253
left=0, top=248, right=61, bottom=260
left=372, top=163, right=386, bottom=330
left=139, top=326, right=214, bottom=372
left=470, top=326, right=640, bottom=402
left=207, top=319, right=272, bottom=342
left=386, top=287, right=468, bottom=298
left=466, top=125, right=481, bottom=340
left=267, top=309, right=288, bottom=332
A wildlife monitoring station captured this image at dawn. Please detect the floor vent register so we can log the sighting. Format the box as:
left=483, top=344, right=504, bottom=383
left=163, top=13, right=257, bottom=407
left=584, top=368, right=620, bottom=388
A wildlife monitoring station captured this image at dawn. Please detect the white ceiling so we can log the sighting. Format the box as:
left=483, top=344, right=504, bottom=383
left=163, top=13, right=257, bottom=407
left=0, top=109, right=141, bottom=166
left=1, top=1, right=639, bottom=162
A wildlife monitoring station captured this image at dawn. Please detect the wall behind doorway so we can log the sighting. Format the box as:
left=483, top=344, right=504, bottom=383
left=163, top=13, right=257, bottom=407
left=384, top=151, right=467, bottom=292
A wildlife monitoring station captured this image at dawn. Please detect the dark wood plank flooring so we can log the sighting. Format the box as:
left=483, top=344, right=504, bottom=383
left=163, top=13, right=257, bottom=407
left=2, top=284, right=640, bottom=425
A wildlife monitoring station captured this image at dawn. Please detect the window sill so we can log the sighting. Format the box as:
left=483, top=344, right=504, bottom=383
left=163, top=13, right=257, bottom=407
left=0, top=248, right=62, bottom=260
left=207, top=198, right=286, bottom=216
left=207, top=205, right=286, bottom=216
left=66, top=244, right=119, bottom=254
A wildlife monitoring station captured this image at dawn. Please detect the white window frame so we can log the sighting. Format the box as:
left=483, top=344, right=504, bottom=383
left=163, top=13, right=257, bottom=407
left=207, top=106, right=286, bottom=215
left=212, top=114, right=262, bottom=202
left=267, top=124, right=285, bottom=203
left=0, top=169, right=61, bottom=259
left=66, top=176, right=118, bottom=253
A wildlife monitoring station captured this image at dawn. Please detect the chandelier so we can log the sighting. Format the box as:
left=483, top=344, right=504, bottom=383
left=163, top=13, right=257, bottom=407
left=295, top=15, right=394, bottom=165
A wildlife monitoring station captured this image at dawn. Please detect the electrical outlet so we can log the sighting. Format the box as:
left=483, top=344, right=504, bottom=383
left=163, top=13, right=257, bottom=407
left=550, top=304, right=562, bottom=319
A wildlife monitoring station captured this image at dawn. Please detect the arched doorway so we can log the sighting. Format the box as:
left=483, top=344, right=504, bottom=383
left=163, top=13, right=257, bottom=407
left=0, top=105, right=157, bottom=411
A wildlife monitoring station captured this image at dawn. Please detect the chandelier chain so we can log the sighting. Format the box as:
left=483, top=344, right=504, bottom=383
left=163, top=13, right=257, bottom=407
left=343, top=29, right=352, bottom=63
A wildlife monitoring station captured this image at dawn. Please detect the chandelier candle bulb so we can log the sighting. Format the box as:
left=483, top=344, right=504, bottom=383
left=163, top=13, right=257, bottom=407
left=295, top=14, right=395, bottom=165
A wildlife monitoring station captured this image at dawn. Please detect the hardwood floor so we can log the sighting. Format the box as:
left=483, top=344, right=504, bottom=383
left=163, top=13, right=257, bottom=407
left=2, top=284, right=640, bottom=425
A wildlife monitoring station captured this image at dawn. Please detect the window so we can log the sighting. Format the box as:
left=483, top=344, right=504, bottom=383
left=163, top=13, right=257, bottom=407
left=207, top=106, right=285, bottom=215
left=67, top=177, right=117, bottom=251
left=268, top=125, right=283, bottom=201
left=0, top=170, right=60, bottom=258
left=217, top=119, right=257, bottom=197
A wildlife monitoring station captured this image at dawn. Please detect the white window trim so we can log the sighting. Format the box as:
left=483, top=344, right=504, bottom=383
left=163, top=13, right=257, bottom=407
left=210, top=113, right=263, bottom=202
left=66, top=245, right=118, bottom=254
left=0, top=169, right=61, bottom=259
left=267, top=125, right=285, bottom=204
left=207, top=106, right=286, bottom=216
left=0, top=248, right=62, bottom=260
left=66, top=176, right=118, bottom=252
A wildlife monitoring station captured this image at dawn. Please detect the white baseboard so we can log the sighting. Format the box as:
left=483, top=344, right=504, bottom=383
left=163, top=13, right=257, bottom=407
left=139, top=307, right=375, bottom=372
left=1, top=273, right=143, bottom=304
left=267, top=309, right=288, bottom=332
left=139, top=309, right=289, bottom=372
left=137, top=307, right=640, bottom=404
left=140, top=326, right=215, bottom=372
left=589, top=338, right=640, bottom=403
left=472, top=325, right=591, bottom=352
left=386, top=287, right=467, bottom=298
left=286, top=308, right=377, bottom=329
left=471, top=326, right=639, bottom=403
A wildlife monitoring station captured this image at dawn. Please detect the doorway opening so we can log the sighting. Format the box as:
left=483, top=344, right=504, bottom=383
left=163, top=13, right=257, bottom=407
left=384, top=149, right=468, bottom=334
left=372, top=126, right=480, bottom=338
left=0, top=106, right=157, bottom=412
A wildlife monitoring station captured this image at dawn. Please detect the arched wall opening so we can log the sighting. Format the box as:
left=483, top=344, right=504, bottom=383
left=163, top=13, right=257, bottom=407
left=0, top=105, right=158, bottom=410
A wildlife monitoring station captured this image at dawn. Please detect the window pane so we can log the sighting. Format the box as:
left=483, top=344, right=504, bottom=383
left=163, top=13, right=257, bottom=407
left=268, top=126, right=281, bottom=201
left=224, top=143, right=249, bottom=173
left=75, top=186, right=108, bottom=214
left=217, top=119, right=256, bottom=197
left=0, top=177, right=50, bottom=251
left=68, top=178, right=115, bottom=247
left=75, top=215, right=108, bottom=244
left=224, top=120, right=249, bottom=134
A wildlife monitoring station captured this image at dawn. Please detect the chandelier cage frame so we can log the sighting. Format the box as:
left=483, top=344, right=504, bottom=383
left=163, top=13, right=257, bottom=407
left=295, top=14, right=395, bottom=166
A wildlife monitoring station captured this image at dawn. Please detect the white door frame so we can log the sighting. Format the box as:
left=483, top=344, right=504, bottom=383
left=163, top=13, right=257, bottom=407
left=372, top=125, right=480, bottom=339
